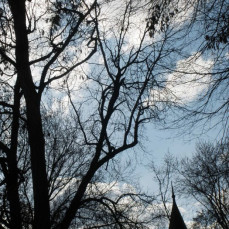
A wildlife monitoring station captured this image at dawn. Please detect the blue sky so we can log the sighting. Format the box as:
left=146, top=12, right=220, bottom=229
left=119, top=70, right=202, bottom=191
left=136, top=117, right=224, bottom=189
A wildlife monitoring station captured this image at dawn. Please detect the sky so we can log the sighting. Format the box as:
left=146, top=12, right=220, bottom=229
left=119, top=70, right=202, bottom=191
left=48, top=1, right=225, bottom=225
left=125, top=122, right=222, bottom=227
left=54, top=0, right=227, bottom=227
left=2, top=0, right=226, bottom=227
left=54, top=1, right=226, bottom=226
left=136, top=121, right=223, bottom=186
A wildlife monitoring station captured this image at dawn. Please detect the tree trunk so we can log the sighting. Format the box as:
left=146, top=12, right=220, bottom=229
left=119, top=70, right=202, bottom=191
left=26, top=96, right=50, bottom=229
left=7, top=81, right=22, bottom=229
left=8, top=0, right=50, bottom=228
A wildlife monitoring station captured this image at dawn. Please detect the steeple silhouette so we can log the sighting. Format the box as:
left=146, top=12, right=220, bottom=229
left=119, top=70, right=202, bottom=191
left=169, top=185, right=187, bottom=229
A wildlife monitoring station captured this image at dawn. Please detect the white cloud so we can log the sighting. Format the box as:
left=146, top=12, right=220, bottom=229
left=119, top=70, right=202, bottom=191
left=170, top=0, right=195, bottom=28
left=166, top=54, right=213, bottom=104
left=148, top=53, right=213, bottom=107
left=98, top=0, right=150, bottom=50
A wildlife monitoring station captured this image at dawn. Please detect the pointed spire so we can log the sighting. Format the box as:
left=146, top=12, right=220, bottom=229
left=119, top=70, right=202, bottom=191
left=171, top=183, right=175, bottom=201
left=169, top=184, right=187, bottom=229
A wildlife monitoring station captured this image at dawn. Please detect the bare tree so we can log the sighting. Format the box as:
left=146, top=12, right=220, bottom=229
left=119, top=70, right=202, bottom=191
left=151, top=141, right=229, bottom=229
left=16, top=103, right=159, bottom=229
left=0, top=0, right=101, bottom=227
left=0, top=0, right=183, bottom=228
left=164, top=0, right=229, bottom=137
left=177, top=141, right=229, bottom=229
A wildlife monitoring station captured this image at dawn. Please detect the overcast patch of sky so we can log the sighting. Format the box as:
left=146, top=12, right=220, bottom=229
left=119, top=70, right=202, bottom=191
left=164, top=53, right=213, bottom=104
left=13, top=1, right=225, bottom=225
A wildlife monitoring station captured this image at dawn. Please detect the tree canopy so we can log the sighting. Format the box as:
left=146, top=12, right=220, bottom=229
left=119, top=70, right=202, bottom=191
left=0, top=0, right=229, bottom=228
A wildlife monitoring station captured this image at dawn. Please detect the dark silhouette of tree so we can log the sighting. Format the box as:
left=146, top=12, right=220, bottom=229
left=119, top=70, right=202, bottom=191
left=0, top=0, right=97, bottom=228
left=193, top=0, right=229, bottom=50
left=177, top=141, right=229, bottom=229
left=168, top=0, right=229, bottom=136
left=0, top=0, right=181, bottom=228
left=151, top=140, right=229, bottom=229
